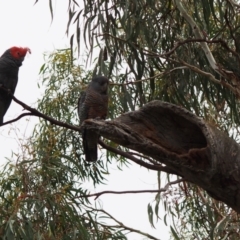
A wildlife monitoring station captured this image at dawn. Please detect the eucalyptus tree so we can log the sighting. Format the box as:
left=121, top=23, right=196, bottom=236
left=1, top=0, right=240, bottom=239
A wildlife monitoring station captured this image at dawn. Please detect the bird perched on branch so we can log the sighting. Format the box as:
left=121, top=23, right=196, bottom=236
left=0, top=47, right=31, bottom=125
left=78, top=76, right=109, bottom=162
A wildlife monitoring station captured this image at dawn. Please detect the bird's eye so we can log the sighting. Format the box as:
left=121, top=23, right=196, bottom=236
left=17, top=52, right=20, bottom=56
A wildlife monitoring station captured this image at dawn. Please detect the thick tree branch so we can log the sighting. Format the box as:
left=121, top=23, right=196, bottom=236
left=83, top=101, right=240, bottom=213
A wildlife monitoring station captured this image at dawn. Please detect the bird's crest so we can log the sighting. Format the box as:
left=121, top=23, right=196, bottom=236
left=10, top=47, right=31, bottom=59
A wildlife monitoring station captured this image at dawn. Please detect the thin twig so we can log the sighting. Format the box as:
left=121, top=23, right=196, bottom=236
left=96, top=208, right=161, bottom=240
left=197, top=187, right=224, bottom=218
left=85, top=206, right=161, bottom=240
left=99, top=32, right=238, bottom=59
left=1, top=113, right=34, bottom=126
left=162, top=38, right=240, bottom=59
left=78, top=178, right=184, bottom=200
left=174, top=1, right=217, bottom=70
left=0, top=86, right=82, bottom=132
left=110, top=67, right=187, bottom=86
left=178, top=59, right=240, bottom=96
left=224, top=9, right=240, bottom=66
left=110, top=72, right=163, bottom=86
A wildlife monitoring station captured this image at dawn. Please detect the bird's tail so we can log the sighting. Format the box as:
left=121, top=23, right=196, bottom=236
left=0, top=101, right=4, bottom=126
left=83, top=130, right=98, bottom=162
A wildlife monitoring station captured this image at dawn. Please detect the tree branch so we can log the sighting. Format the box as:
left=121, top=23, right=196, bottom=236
left=100, top=32, right=237, bottom=59
left=99, top=139, right=178, bottom=174
left=95, top=208, right=161, bottom=240
left=174, top=0, right=218, bottom=70
left=83, top=100, right=240, bottom=213
left=1, top=113, right=34, bottom=126
left=177, top=59, right=240, bottom=96
left=110, top=67, right=187, bottom=86
left=85, top=207, right=160, bottom=240
left=162, top=38, right=239, bottom=59
left=0, top=86, right=81, bottom=132
left=79, top=179, right=184, bottom=200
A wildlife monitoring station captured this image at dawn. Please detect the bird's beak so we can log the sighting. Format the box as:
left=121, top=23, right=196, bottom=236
left=26, top=48, right=31, bottom=54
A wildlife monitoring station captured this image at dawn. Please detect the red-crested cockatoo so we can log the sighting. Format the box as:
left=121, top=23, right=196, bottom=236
left=0, top=47, right=31, bottom=125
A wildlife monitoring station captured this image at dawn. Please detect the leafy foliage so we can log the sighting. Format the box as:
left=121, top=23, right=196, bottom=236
left=0, top=50, right=131, bottom=239
left=61, top=0, right=240, bottom=136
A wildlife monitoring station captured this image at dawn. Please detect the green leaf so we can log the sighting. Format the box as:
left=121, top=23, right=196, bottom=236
left=170, top=226, right=181, bottom=240
left=147, top=203, right=155, bottom=228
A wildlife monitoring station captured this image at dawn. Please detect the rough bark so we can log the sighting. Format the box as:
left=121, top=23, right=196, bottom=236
left=83, top=100, right=240, bottom=213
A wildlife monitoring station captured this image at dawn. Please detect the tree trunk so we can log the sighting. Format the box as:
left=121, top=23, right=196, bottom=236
left=83, top=100, right=240, bottom=213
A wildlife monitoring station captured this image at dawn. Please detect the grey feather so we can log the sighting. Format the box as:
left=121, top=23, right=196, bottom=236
left=78, top=76, right=109, bottom=162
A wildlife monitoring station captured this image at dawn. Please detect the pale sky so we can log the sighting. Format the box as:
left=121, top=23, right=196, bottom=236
left=0, top=1, right=170, bottom=239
